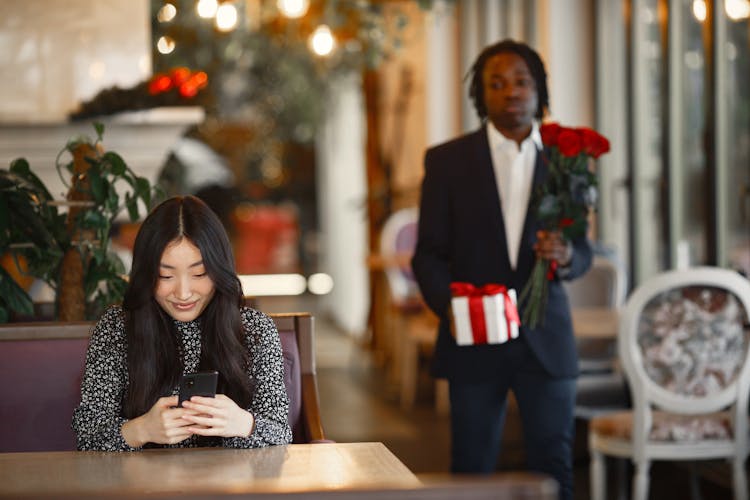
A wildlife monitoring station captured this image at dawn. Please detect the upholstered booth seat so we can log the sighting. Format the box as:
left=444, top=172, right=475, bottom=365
left=0, top=312, right=326, bottom=452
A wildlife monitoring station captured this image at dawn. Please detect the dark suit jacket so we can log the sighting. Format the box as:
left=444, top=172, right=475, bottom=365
left=412, top=127, right=592, bottom=382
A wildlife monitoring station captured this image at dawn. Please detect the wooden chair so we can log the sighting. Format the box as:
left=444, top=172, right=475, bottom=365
left=272, top=312, right=328, bottom=443
left=379, top=207, right=448, bottom=414
left=588, top=267, right=750, bottom=500
left=0, top=312, right=325, bottom=451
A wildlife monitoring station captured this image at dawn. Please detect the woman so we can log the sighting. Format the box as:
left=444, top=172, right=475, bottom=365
left=73, top=196, right=292, bottom=451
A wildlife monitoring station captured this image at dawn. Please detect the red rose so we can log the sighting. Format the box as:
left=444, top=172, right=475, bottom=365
left=579, top=128, right=611, bottom=158
left=557, top=129, right=583, bottom=157
left=540, top=122, right=562, bottom=147
left=559, top=218, right=574, bottom=228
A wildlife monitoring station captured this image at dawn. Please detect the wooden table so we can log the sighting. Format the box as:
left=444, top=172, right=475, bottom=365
left=571, top=307, right=620, bottom=339
left=0, top=442, right=419, bottom=498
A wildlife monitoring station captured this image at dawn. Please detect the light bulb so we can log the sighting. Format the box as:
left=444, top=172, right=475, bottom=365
left=277, top=0, right=309, bottom=19
left=309, top=25, right=335, bottom=57
left=197, top=0, right=218, bottom=19
left=215, top=3, right=238, bottom=32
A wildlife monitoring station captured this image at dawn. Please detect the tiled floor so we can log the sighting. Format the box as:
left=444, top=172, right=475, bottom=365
left=257, top=296, right=738, bottom=499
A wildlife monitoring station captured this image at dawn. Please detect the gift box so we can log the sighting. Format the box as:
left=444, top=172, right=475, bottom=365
left=450, top=283, right=520, bottom=346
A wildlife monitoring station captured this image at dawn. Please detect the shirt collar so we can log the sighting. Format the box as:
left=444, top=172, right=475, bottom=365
left=486, top=121, right=542, bottom=151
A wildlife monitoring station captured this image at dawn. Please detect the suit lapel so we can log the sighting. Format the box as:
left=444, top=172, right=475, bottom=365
left=468, top=128, right=512, bottom=271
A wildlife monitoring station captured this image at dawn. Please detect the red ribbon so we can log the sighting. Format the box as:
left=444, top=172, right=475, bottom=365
left=450, top=282, right=521, bottom=344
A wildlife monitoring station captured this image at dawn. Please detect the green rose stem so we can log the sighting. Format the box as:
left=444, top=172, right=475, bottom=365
left=519, top=258, right=550, bottom=328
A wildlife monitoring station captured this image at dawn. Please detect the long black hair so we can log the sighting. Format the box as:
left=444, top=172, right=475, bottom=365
left=468, top=39, right=549, bottom=121
left=122, top=195, right=251, bottom=418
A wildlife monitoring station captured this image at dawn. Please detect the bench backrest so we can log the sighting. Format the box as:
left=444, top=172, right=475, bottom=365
left=0, top=312, right=324, bottom=452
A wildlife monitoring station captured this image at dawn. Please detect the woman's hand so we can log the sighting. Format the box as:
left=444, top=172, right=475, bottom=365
left=180, top=394, right=255, bottom=438
left=533, top=230, right=572, bottom=266
left=121, top=395, right=196, bottom=447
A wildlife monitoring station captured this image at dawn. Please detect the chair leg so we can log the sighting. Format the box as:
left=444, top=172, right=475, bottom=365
left=632, top=460, right=650, bottom=500
left=399, top=333, right=418, bottom=410
left=687, top=462, right=703, bottom=500
left=733, top=457, right=748, bottom=500
left=434, top=378, right=449, bottom=415
left=590, top=450, right=606, bottom=500
left=615, top=458, right=628, bottom=500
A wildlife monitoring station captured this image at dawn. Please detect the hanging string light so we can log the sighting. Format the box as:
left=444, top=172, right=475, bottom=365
left=692, top=0, right=707, bottom=21
left=308, top=24, right=336, bottom=57
left=215, top=2, right=238, bottom=31
left=157, top=3, right=177, bottom=23
left=156, top=35, right=176, bottom=54
left=725, top=0, right=750, bottom=20
left=277, top=0, right=310, bottom=19
left=196, top=0, right=218, bottom=19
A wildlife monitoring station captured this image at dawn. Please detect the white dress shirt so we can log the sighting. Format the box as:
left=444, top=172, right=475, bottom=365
left=487, top=121, right=542, bottom=269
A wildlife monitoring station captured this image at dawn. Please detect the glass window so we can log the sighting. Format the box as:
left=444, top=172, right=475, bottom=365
left=676, top=0, right=710, bottom=266
left=632, top=0, right=667, bottom=282
left=722, top=4, right=750, bottom=276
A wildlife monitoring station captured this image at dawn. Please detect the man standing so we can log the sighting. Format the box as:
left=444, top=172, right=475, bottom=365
left=411, top=39, right=592, bottom=499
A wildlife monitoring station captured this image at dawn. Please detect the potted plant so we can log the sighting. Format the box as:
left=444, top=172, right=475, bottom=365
left=0, top=123, right=160, bottom=322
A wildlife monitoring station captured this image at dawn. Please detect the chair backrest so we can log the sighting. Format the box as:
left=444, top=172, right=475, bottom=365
left=379, top=207, right=420, bottom=304
left=564, top=254, right=627, bottom=309
left=271, top=312, right=327, bottom=443
left=0, top=312, right=324, bottom=452
left=619, top=267, right=750, bottom=435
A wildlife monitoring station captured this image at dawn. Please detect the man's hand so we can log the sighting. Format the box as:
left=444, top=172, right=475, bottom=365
left=533, top=230, right=572, bottom=266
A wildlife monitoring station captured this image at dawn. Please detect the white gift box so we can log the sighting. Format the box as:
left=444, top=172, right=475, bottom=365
left=451, top=289, right=519, bottom=346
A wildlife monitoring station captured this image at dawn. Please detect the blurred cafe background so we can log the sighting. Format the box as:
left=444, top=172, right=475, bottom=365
left=1, top=0, right=748, bottom=331
left=0, top=0, right=748, bottom=497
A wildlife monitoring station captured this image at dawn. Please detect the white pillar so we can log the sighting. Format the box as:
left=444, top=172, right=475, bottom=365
left=483, top=0, right=502, bottom=45
left=460, top=0, right=482, bottom=132
left=315, top=73, right=370, bottom=337
left=426, top=0, right=460, bottom=145
left=536, top=0, right=594, bottom=126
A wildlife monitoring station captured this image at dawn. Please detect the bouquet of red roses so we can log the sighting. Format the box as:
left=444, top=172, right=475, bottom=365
left=519, top=122, right=611, bottom=328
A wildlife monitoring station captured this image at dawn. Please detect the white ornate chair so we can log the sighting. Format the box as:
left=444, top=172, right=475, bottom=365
left=589, top=267, right=750, bottom=500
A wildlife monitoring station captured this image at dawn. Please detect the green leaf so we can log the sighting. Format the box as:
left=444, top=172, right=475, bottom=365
left=11, top=161, right=55, bottom=202
left=89, top=169, right=106, bottom=203
left=0, top=306, right=8, bottom=323
left=126, top=194, right=139, bottom=222
left=9, top=158, right=30, bottom=175
left=93, top=122, right=104, bottom=142
left=0, top=268, right=34, bottom=316
left=135, top=177, right=151, bottom=213
left=106, top=184, right=119, bottom=213
left=0, top=197, right=9, bottom=236
left=81, top=210, right=107, bottom=229
left=103, top=152, right=127, bottom=176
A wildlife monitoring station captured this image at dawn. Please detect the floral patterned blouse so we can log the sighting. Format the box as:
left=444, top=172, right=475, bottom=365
left=72, top=305, right=292, bottom=451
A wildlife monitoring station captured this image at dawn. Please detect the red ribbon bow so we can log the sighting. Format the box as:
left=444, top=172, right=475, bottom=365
left=450, top=282, right=521, bottom=344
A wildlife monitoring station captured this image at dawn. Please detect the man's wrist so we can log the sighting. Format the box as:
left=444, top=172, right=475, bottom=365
left=560, top=241, right=573, bottom=267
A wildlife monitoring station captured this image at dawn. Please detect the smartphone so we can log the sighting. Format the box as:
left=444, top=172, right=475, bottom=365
left=178, top=371, right=218, bottom=407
